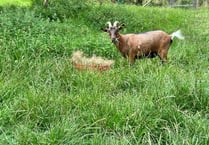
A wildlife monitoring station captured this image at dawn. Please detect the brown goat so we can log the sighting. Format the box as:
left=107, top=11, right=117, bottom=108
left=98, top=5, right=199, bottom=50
left=101, top=21, right=184, bottom=64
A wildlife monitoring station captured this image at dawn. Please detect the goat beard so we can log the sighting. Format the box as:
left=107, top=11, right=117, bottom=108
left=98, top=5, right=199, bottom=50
left=112, top=38, right=119, bottom=44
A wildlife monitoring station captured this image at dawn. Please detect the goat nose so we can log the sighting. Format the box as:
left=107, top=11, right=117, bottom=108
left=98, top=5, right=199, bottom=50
left=112, top=38, right=116, bottom=43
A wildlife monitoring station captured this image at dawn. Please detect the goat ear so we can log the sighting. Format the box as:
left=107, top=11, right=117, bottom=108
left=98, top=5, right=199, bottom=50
left=118, top=24, right=125, bottom=30
left=101, top=28, right=108, bottom=32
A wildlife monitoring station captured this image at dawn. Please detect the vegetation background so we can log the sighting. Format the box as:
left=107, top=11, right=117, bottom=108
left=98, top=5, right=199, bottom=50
left=0, top=0, right=208, bottom=144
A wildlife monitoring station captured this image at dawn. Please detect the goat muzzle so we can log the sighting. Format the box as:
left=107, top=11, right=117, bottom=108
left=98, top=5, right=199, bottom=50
left=111, top=37, right=119, bottom=43
left=111, top=38, right=116, bottom=43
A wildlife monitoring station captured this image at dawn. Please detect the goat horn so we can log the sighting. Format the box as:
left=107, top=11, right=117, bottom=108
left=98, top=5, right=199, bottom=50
left=113, top=21, right=119, bottom=27
left=107, top=21, right=112, bottom=28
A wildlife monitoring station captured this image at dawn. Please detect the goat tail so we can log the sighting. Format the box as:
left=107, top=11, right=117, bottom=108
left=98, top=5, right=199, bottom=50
left=171, top=30, right=184, bottom=40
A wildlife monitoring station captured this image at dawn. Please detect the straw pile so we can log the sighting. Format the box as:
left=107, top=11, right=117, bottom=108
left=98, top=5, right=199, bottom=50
left=71, top=51, right=114, bottom=71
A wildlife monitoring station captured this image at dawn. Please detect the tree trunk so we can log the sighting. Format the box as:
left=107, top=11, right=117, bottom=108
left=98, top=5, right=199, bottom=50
left=193, top=0, right=199, bottom=8
left=136, top=0, right=143, bottom=5
left=169, top=0, right=175, bottom=6
left=203, top=0, right=208, bottom=7
left=43, top=0, right=49, bottom=7
left=111, top=0, right=117, bottom=3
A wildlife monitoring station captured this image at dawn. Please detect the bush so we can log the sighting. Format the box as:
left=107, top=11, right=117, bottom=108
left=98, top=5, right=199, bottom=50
left=32, top=0, right=89, bottom=22
left=84, top=4, right=188, bottom=32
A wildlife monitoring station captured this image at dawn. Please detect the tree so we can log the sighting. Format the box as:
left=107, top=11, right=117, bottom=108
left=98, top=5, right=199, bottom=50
left=43, top=0, right=49, bottom=7
left=169, top=0, right=175, bottom=6
left=193, top=0, right=199, bottom=8
left=136, top=0, right=143, bottom=5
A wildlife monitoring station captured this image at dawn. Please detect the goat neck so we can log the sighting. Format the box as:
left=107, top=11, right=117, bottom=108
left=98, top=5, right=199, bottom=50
left=113, top=34, right=128, bottom=57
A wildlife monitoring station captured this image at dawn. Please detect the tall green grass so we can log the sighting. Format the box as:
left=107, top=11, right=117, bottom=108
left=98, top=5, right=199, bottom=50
left=0, top=1, right=208, bottom=144
left=0, top=0, right=32, bottom=6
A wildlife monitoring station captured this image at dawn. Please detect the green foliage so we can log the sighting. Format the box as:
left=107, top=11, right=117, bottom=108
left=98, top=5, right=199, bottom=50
left=85, top=4, right=187, bottom=32
left=0, top=0, right=32, bottom=6
left=93, top=0, right=194, bottom=6
left=33, top=0, right=89, bottom=22
left=0, top=1, right=208, bottom=144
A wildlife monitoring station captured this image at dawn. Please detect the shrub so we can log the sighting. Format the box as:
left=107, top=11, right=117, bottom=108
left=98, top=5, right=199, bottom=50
left=84, top=4, right=188, bottom=32
left=32, top=0, right=89, bottom=22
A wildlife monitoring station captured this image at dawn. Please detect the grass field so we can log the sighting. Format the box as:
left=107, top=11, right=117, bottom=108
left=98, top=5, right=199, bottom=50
left=0, top=1, right=208, bottom=144
left=0, top=0, right=31, bottom=6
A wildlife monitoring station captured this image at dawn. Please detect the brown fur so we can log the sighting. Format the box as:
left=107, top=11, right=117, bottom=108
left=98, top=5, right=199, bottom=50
left=116, top=31, right=171, bottom=64
left=102, top=22, right=183, bottom=64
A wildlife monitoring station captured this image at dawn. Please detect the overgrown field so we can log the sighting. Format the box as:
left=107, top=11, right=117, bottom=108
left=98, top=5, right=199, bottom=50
left=0, top=1, right=208, bottom=144
left=0, top=0, right=31, bottom=6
